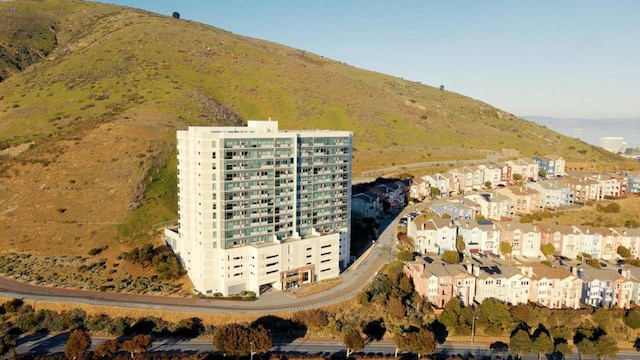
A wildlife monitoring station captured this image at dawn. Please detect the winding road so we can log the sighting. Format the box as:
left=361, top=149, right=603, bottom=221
left=0, top=214, right=400, bottom=314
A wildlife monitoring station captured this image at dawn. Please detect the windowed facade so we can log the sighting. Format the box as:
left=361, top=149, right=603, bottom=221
left=165, top=121, right=352, bottom=296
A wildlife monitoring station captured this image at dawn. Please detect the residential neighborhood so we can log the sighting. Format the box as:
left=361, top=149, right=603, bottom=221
left=352, top=155, right=640, bottom=311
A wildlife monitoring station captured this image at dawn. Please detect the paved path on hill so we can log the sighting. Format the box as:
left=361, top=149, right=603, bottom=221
left=358, top=155, right=503, bottom=179
left=0, top=214, right=401, bottom=314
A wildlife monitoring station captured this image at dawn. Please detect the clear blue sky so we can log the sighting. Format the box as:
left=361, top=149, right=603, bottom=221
left=94, top=1, right=640, bottom=120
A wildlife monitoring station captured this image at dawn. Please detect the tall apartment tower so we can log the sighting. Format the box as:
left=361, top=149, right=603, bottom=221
left=165, top=120, right=352, bottom=296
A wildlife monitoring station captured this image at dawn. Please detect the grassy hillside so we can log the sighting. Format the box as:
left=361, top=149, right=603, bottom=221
left=0, top=0, right=637, bottom=258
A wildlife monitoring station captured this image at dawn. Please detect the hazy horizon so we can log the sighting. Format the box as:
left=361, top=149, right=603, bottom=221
left=524, top=116, right=640, bottom=148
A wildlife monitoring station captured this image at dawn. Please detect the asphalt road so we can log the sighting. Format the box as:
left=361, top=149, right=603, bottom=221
left=15, top=336, right=640, bottom=360
left=0, top=213, right=400, bottom=314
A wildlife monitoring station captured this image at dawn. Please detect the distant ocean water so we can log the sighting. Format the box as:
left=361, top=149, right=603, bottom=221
left=524, top=117, right=640, bottom=148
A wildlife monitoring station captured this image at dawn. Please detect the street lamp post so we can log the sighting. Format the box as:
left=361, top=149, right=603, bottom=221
left=471, top=316, right=479, bottom=344
left=250, top=341, right=254, bottom=360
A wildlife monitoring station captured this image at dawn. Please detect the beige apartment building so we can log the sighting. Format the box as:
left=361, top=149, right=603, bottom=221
left=525, top=263, right=582, bottom=309
left=165, top=121, right=352, bottom=296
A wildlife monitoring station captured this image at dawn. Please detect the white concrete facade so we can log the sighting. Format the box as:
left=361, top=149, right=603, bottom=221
left=165, top=121, right=353, bottom=296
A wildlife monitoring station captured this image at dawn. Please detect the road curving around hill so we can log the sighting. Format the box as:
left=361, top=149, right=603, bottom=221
left=0, top=215, right=399, bottom=314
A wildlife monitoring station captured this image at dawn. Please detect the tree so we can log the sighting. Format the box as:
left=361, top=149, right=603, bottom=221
left=250, top=325, right=273, bottom=354
left=586, top=258, right=601, bottom=268
left=391, top=332, right=410, bottom=358
left=531, top=332, right=554, bottom=360
left=172, top=11, right=180, bottom=19
left=121, top=334, right=152, bottom=357
left=624, top=309, right=640, bottom=329
left=387, top=296, right=406, bottom=320
left=94, top=339, right=119, bottom=359
left=0, top=334, right=18, bottom=357
left=618, top=245, right=632, bottom=259
left=407, top=328, right=437, bottom=358
left=509, top=303, right=531, bottom=323
left=64, top=329, right=91, bottom=360
left=292, top=309, right=329, bottom=330
left=512, top=173, right=523, bottom=182
left=456, top=235, right=465, bottom=252
left=342, top=328, right=365, bottom=357
left=500, top=241, right=512, bottom=257
left=592, top=335, right=618, bottom=360
left=484, top=181, right=492, bottom=189
left=576, top=338, right=595, bottom=360
left=477, top=298, right=513, bottom=335
left=430, top=187, right=441, bottom=198
left=439, top=85, right=445, bottom=91
left=441, top=250, right=460, bottom=264
left=510, top=329, right=532, bottom=358
left=540, top=243, right=555, bottom=257
left=555, top=341, right=573, bottom=358
left=212, top=323, right=271, bottom=357
left=397, top=250, right=414, bottom=262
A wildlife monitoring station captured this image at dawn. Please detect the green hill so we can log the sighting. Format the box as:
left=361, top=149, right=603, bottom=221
left=0, top=0, right=632, bottom=257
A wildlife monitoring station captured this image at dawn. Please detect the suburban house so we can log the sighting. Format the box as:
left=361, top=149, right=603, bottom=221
left=614, top=227, right=640, bottom=259
left=525, top=180, right=574, bottom=209
left=351, top=191, right=383, bottom=219
left=496, top=186, right=543, bottom=215
left=537, top=223, right=580, bottom=259
left=627, top=172, right=640, bottom=194
left=506, top=158, right=539, bottom=183
left=473, top=261, right=531, bottom=306
left=533, top=155, right=566, bottom=179
left=447, top=167, right=476, bottom=194
left=524, top=263, right=582, bottom=309
left=404, top=257, right=477, bottom=308
left=407, top=217, right=458, bottom=254
left=477, top=163, right=505, bottom=188
left=491, top=161, right=512, bottom=184
left=557, top=176, right=600, bottom=204
left=429, top=200, right=475, bottom=220
left=464, top=192, right=514, bottom=221
left=456, top=219, right=500, bottom=255
left=409, top=177, right=428, bottom=201
left=591, top=173, right=628, bottom=199
left=370, top=181, right=406, bottom=211
left=496, top=221, right=541, bottom=258
left=573, top=225, right=616, bottom=260
left=577, top=267, right=634, bottom=309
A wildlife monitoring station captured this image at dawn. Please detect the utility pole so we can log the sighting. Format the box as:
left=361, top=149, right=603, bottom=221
left=471, top=316, right=479, bottom=344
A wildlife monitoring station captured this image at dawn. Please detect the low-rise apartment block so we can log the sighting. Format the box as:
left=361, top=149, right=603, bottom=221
left=496, top=221, right=541, bottom=258
left=525, top=263, right=582, bottom=309
left=473, top=262, right=530, bottom=306
left=404, top=257, right=477, bottom=308
left=407, top=217, right=458, bottom=254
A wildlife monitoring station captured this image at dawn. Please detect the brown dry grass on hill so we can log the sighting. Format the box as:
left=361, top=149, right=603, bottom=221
left=549, top=195, right=640, bottom=228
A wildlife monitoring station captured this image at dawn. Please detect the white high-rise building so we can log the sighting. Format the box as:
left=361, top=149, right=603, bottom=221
left=165, top=120, right=352, bottom=296
left=599, top=137, right=626, bottom=154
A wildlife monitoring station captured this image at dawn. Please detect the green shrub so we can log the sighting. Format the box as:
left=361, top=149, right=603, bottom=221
left=586, top=259, right=601, bottom=268
left=596, top=202, right=621, bottom=213
left=441, top=250, right=460, bottom=264
left=397, top=250, right=414, bottom=262
left=625, top=310, right=640, bottom=329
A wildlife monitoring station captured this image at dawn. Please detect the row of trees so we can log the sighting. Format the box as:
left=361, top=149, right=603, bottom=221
left=65, top=330, right=152, bottom=359
left=0, top=299, right=207, bottom=337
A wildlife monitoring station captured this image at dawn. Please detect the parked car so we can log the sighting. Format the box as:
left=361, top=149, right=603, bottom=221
left=490, top=341, right=509, bottom=352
